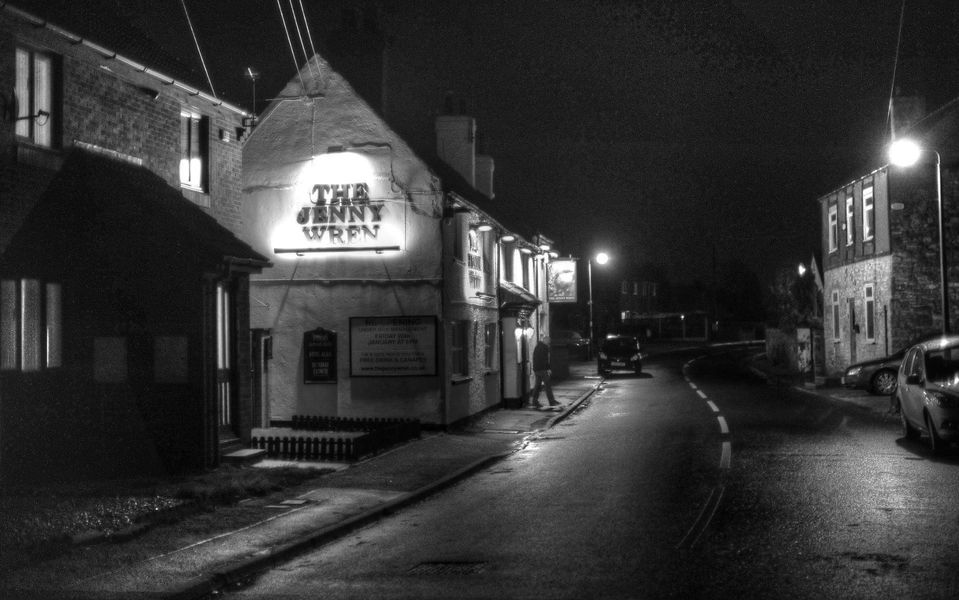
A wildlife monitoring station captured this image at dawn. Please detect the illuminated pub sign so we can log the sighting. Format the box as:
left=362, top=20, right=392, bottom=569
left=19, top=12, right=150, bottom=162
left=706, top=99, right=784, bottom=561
left=274, top=153, right=406, bottom=255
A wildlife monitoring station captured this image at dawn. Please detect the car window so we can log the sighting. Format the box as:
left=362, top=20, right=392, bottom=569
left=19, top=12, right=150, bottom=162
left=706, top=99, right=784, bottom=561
left=924, top=345, right=959, bottom=386
left=905, top=348, right=921, bottom=377
left=602, top=337, right=638, bottom=352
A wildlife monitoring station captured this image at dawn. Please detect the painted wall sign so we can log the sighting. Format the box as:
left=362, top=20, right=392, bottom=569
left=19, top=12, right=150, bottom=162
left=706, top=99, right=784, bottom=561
left=349, top=316, right=437, bottom=377
left=303, top=327, right=337, bottom=383
left=273, top=152, right=406, bottom=255
left=548, top=258, right=578, bottom=303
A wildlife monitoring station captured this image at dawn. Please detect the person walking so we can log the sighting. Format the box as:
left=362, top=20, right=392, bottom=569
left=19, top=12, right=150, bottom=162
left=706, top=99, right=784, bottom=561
left=529, top=335, right=562, bottom=410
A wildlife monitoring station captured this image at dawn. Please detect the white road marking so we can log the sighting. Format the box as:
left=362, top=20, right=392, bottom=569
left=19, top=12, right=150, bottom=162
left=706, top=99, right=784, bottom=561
left=707, top=400, right=720, bottom=413
left=717, top=416, right=729, bottom=434
left=697, top=390, right=708, bottom=399
left=720, top=441, right=731, bottom=469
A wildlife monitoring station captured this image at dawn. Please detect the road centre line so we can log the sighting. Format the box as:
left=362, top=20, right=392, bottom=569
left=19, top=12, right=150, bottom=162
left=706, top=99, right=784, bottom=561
left=717, top=416, right=729, bottom=434
left=676, top=357, right=732, bottom=549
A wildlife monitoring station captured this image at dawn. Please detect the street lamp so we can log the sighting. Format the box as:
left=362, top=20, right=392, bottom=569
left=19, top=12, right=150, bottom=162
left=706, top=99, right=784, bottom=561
left=888, top=138, right=949, bottom=334
left=588, top=252, right=610, bottom=353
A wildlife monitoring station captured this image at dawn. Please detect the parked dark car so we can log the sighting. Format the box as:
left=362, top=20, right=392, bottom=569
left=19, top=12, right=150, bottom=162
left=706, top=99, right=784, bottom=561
left=895, top=334, right=959, bottom=454
left=842, top=332, right=942, bottom=395
left=552, top=330, right=590, bottom=360
left=598, top=335, right=643, bottom=375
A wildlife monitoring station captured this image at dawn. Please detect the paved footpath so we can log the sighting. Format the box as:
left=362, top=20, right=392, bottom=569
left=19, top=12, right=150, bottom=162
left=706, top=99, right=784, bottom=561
left=0, top=366, right=603, bottom=600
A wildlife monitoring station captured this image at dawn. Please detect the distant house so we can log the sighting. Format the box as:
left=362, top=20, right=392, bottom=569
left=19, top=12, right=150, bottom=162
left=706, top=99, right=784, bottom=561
left=818, top=97, right=959, bottom=376
left=0, top=3, right=268, bottom=481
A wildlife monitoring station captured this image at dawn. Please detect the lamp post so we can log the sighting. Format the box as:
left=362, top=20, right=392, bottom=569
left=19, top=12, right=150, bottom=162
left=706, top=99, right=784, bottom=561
left=588, top=252, right=610, bottom=354
left=889, top=138, right=949, bottom=334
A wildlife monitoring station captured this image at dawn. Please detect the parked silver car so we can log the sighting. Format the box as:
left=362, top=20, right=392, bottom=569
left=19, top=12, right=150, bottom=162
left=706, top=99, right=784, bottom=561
left=895, top=334, right=959, bottom=454
left=842, top=331, right=941, bottom=395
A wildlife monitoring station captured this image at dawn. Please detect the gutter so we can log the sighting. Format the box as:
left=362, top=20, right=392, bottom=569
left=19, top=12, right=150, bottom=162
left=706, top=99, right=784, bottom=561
left=1, top=2, right=248, bottom=117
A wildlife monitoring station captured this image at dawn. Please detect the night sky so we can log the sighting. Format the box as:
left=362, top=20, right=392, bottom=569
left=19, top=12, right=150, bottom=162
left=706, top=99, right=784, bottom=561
left=40, top=1, right=959, bottom=284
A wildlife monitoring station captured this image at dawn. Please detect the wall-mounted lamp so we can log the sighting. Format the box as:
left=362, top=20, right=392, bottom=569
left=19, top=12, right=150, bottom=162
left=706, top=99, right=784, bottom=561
left=475, top=222, right=494, bottom=232
left=17, top=109, right=49, bottom=126
left=499, top=233, right=516, bottom=243
left=520, top=246, right=533, bottom=255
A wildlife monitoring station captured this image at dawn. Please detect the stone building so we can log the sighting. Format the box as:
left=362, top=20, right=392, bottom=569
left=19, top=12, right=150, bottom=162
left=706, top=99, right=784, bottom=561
left=818, top=97, right=959, bottom=376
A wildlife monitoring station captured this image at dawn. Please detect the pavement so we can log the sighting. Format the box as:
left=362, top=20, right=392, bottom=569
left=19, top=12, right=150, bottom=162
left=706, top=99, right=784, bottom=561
left=0, top=343, right=898, bottom=600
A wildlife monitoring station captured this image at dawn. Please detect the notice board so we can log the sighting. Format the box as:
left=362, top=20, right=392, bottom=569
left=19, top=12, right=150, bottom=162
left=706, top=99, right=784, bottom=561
left=350, top=316, right=437, bottom=377
left=303, top=327, right=336, bottom=383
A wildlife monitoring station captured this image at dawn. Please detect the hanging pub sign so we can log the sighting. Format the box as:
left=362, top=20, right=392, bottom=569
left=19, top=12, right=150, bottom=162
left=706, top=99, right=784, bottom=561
left=349, top=316, right=438, bottom=377
left=548, top=258, right=578, bottom=303
left=303, top=327, right=337, bottom=383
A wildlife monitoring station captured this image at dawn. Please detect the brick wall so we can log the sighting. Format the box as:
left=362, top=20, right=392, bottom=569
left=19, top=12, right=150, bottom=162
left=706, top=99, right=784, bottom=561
left=0, top=14, right=248, bottom=253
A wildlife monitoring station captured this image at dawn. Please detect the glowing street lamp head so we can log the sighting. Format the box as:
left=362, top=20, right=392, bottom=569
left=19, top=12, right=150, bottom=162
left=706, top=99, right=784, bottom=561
left=595, top=252, right=610, bottom=265
left=889, top=138, right=922, bottom=167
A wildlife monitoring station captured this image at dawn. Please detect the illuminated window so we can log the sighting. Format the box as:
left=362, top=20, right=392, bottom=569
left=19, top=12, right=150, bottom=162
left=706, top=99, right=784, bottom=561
left=0, top=279, right=62, bottom=371
left=15, top=46, right=57, bottom=148
left=864, top=284, right=875, bottom=341
left=862, top=186, right=875, bottom=241
left=180, top=111, right=208, bottom=191
left=845, top=193, right=854, bottom=246
left=451, top=320, right=469, bottom=376
left=828, top=204, right=838, bottom=253
left=484, top=322, right=497, bottom=369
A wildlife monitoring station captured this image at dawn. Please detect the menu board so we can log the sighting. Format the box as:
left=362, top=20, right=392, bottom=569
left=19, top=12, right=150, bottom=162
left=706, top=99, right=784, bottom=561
left=303, top=327, right=336, bottom=383
left=350, top=316, right=437, bottom=377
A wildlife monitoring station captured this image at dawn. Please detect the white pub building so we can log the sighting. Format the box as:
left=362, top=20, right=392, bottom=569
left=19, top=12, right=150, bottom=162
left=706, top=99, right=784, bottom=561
left=239, top=55, right=551, bottom=428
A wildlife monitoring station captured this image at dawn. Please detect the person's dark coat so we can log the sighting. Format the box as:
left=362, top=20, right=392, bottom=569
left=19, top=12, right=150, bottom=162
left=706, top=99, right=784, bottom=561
left=533, top=341, right=550, bottom=371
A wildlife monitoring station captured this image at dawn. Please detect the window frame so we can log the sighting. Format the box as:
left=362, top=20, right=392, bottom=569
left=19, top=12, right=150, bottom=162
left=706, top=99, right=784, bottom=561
left=862, top=185, right=875, bottom=242
left=484, top=322, right=497, bottom=370
left=831, top=290, right=840, bottom=341
left=828, top=204, right=839, bottom=253
left=864, top=284, right=875, bottom=342
left=15, top=45, right=59, bottom=149
left=845, top=193, right=855, bottom=246
left=179, top=110, right=209, bottom=192
left=451, top=320, right=470, bottom=377
left=0, top=278, right=62, bottom=372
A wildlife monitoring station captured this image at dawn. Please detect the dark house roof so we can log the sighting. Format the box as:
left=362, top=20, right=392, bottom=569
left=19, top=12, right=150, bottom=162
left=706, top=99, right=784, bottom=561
left=1, top=150, right=269, bottom=277
left=424, top=152, right=544, bottom=247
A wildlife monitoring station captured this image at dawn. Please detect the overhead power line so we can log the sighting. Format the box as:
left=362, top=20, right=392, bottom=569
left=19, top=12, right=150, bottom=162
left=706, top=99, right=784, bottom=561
left=180, top=0, right=216, bottom=97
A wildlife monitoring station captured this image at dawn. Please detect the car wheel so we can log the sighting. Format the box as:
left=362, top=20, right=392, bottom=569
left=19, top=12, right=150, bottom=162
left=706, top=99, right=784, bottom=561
left=901, top=403, right=920, bottom=440
left=926, top=412, right=945, bottom=455
left=870, top=369, right=898, bottom=395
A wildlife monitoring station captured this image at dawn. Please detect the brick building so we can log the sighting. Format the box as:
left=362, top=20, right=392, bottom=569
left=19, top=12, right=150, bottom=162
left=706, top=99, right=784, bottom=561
left=818, top=97, right=959, bottom=376
left=0, top=3, right=268, bottom=481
